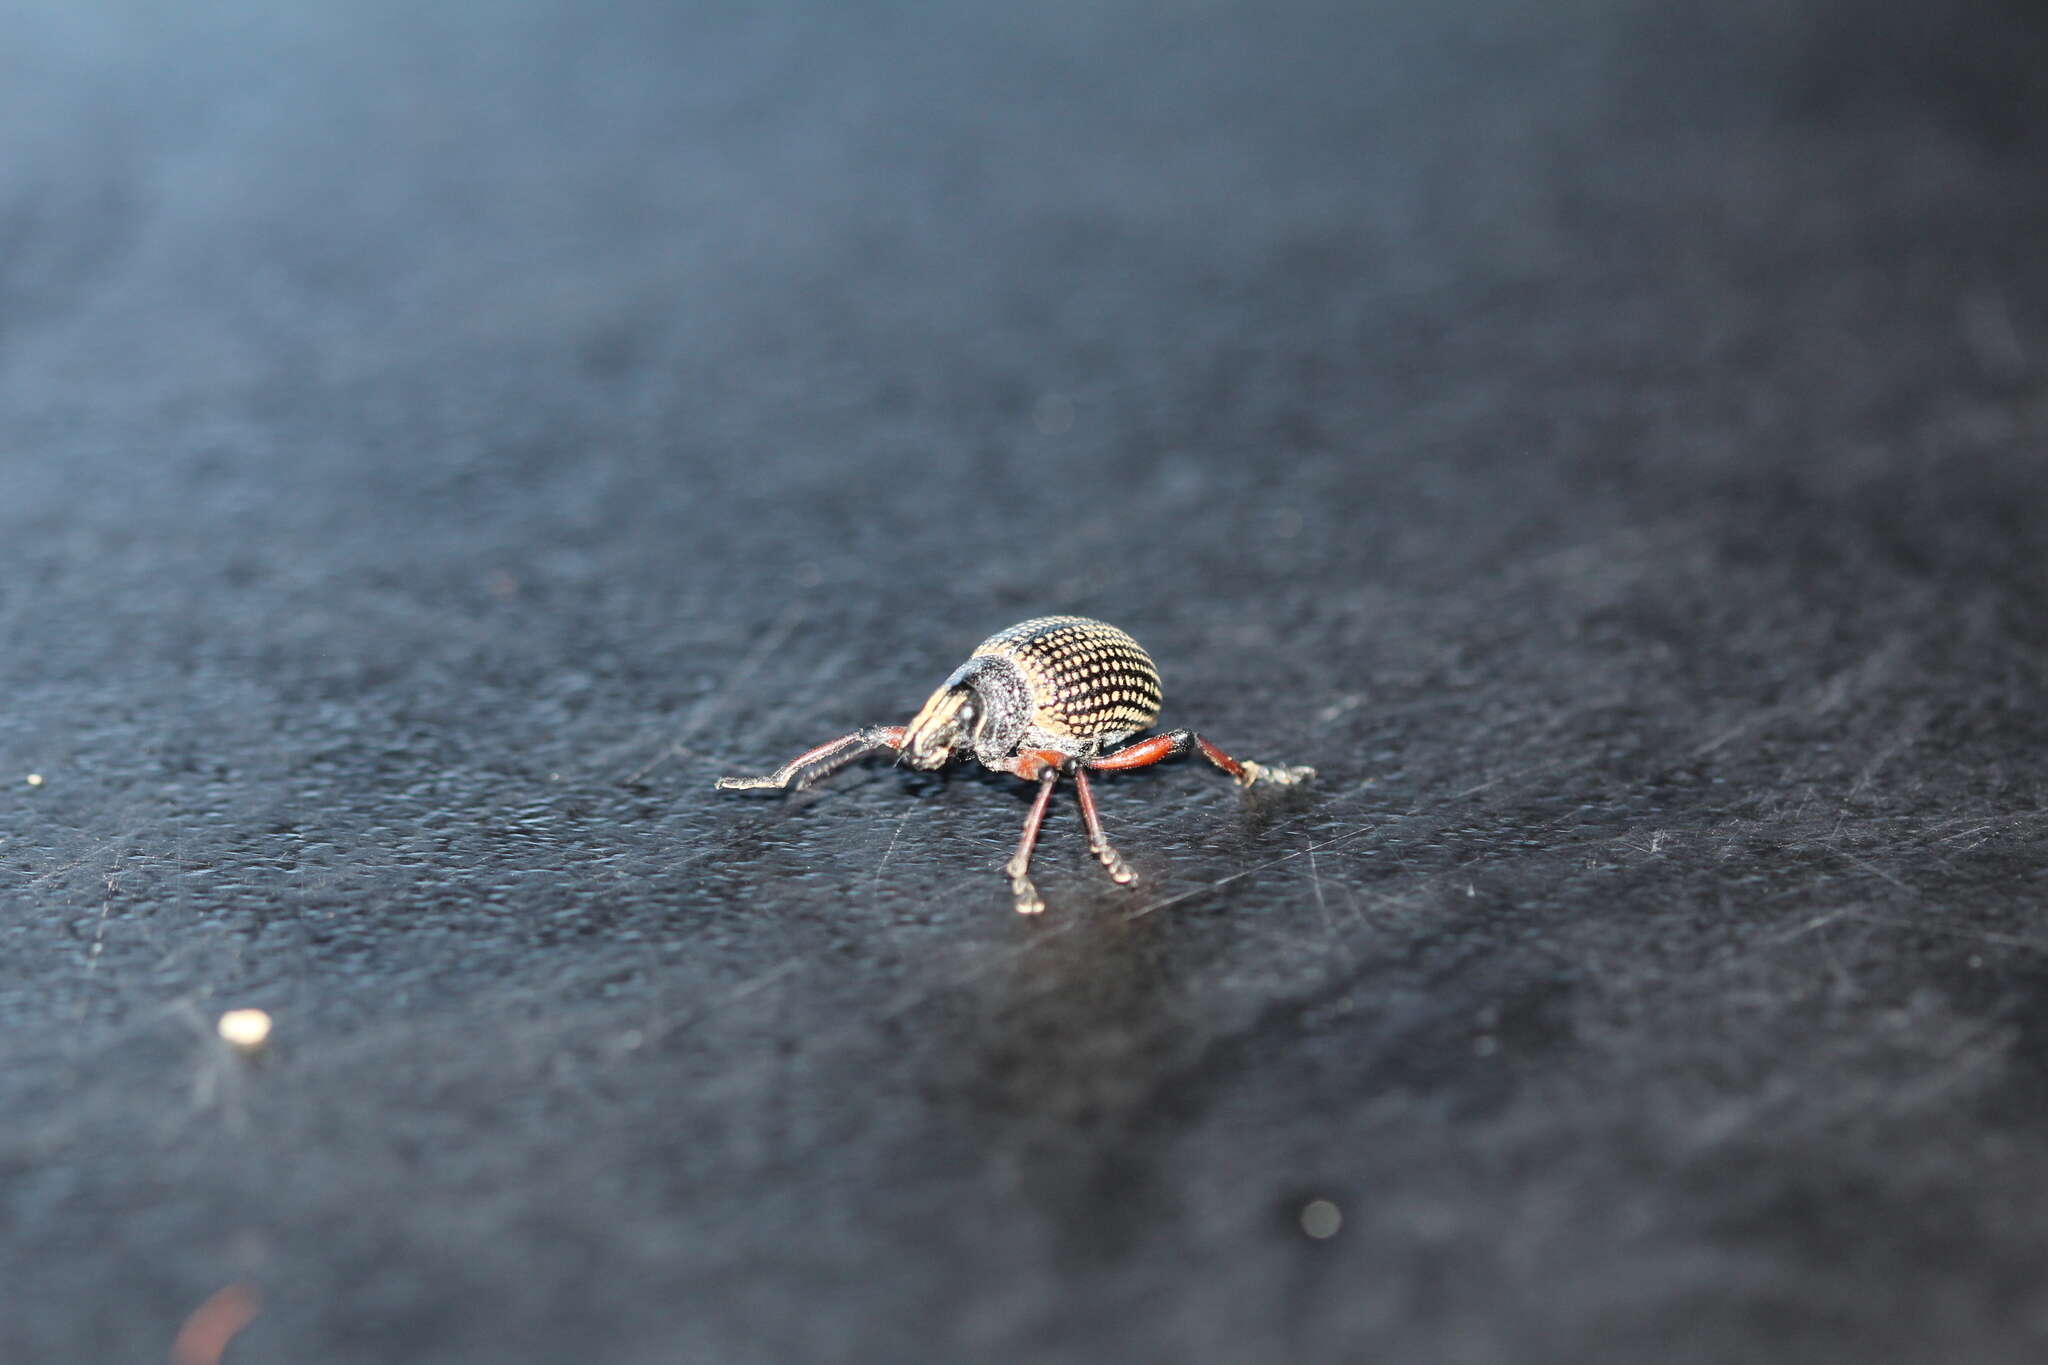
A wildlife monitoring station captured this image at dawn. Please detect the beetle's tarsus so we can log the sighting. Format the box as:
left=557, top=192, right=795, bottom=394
left=1238, top=760, right=1316, bottom=789
left=1092, top=842, right=1136, bottom=885
left=1005, top=841, right=1047, bottom=912
left=1069, top=767, right=1136, bottom=887
left=715, top=774, right=784, bottom=791
left=1009, top=872, right=1046, bottom=915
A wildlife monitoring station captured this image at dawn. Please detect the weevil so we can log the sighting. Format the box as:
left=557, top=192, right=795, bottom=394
left=715, top=615, right=1314, bottom=914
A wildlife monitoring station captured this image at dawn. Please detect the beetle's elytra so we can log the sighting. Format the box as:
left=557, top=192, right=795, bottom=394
left=716, top=615, right=1314, bottom=915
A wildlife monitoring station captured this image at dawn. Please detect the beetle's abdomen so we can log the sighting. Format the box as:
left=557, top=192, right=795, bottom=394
left=973, top=616, right=1162, bottom=745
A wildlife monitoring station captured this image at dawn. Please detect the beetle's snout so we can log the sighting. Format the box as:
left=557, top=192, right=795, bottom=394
left=902, top=685, right=977, bottom=770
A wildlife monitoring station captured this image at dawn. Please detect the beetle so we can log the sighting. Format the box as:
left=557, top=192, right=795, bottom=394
left=715, top=615, right=1314, bottom=914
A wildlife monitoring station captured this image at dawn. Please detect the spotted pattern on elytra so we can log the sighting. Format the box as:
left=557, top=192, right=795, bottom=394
left=972, top=616, right=1163, bottom=744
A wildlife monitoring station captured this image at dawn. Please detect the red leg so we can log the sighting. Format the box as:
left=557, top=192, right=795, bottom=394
left=1085, top=731, right=1189, bottom=772
left=1087, top=729, right=1314, bottom=788
left=1194, top=735, right=1250, bottom=781
left=715, top=725, right=907, bottom=791
left=1005, top=769, right=1059, bottom=914
left=1071, top=768, right=1135, bottom=887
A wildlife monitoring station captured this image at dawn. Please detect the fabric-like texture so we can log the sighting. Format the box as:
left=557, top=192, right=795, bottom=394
left=2, top=0, right=2047, bottom=1361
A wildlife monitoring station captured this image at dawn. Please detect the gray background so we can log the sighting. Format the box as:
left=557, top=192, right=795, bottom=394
left=4, top=0, right=2047, bottom=1360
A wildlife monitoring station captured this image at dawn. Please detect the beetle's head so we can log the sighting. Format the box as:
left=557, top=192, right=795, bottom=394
left=902, top=683, right=979, bottom=770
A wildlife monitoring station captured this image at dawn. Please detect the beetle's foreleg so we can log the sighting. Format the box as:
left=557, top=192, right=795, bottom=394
left=1003, top=767, right=1059, bottom=915
left=1088, top=729, right=1314, bottom=788
left=1070, top=767, right=1135, bottom=887
left=714, top=725, right=907, bottom=791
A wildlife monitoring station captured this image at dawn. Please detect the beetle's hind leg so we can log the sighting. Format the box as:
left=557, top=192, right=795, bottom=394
left=1071, top=768, right=1136, bottom=887
left=715, top=725, right=907, bottom=792
left=1087, top=729, right=1315, bottom=788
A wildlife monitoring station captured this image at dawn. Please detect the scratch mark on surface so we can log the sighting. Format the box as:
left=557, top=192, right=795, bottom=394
left=1761, top=907, right=1856, bottom=950
left=13, top=842, right=116, bottom=888
left=1847, top=712, right=1924, bottom=802
left=634, top=957, right=809, bottom=1053
left=623, top=598, right=808, bottom=784
left=714, top=957, right=805, bottom=1010
left=86, top=871, right=116, bottom=975
left=871, top=802, right=920, bottom=902
left=1836, top=848, right=1914, bottom=894
left=1128, top=818, right=1384, bottom=921
left=737, top=642, right=861, bottom=774
left=1693, top=641, right=1909, bottom=759
left=1305, top=837, right=1346, bottom=955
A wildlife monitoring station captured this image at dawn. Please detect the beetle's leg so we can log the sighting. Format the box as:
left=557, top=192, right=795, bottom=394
left=1188, top=734, right=1317, bottom=786
left=1070, top=767, right=1135, bottom=887
left=714, top=725, right=907, bottom=791
left=1088, top=729, right=1315, bottom=788
left=1004, top=767, right=1059, bottom=915
left=1085, top=730, right=1189, bottom=772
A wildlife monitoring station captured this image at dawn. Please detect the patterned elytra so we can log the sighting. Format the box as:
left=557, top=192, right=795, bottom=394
left=972, top=616, right=1162, bottom=743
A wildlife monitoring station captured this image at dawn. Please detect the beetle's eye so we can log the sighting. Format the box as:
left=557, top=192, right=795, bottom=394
left=952, top=692, right=980, bottom=742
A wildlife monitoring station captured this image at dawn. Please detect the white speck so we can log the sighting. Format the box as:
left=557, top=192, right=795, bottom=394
left=25, top=773, right=43, bottom=787
left=217, top=1009, right=273, bottom=1052
left=1300, top=1199, right=1342, bottom=1240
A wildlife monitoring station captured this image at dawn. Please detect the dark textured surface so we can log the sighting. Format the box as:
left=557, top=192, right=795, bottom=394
left=5, top=0, right=2048, bottom=1360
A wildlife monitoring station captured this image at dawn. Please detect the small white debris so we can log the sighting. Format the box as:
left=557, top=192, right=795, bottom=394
left=217, top=1009, right=273, bottom=1053
left=25, top=773, right=44, bottom=787
left=1300, top=1199, right=1343, bottom=1240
